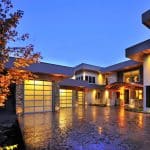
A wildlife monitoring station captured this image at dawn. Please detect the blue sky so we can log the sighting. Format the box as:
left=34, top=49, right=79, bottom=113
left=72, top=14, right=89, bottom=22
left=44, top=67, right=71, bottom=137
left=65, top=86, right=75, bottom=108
left=12, top=0, right=150, bottom=67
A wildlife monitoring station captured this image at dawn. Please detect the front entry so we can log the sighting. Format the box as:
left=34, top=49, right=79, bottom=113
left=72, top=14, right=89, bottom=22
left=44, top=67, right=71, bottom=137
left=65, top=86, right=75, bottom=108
left=124, top=90, right=129, bottom=104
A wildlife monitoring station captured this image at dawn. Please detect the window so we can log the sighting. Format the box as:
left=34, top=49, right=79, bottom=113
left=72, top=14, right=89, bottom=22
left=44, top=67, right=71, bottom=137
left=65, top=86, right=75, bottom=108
left=92, top=77, right=95, bottom=83
left=135, top=90, right=143, bottom=100
left=76, top=76, right=83, bottom=81
left=89, top=76, right=92, bottom=83
left=123, top=70, right=140, bottom=83
left=76, top=75, right=96, bottom=84
left=146, top=86, right=150, bottom=107
left=85, top=76, right=88, bottom=81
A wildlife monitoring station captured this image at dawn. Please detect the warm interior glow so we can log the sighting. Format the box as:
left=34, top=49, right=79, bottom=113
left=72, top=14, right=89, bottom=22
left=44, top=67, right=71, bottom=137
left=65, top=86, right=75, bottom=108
left=98, top=74, right=103, bottom=85
left=78, top=91, right=84, bottom=105
left=104, top=90, right=110, bottom=106
left=24, top=80, right=52, bottom=113
left=92, top=89, right=96, bottom=101
left=123, top=70, right=140, bottom=83
left=129, top=99, right=135, bottom=108
left=60, top=89, right=72, bottom=108
left=119, top=87, right=124, bottom=106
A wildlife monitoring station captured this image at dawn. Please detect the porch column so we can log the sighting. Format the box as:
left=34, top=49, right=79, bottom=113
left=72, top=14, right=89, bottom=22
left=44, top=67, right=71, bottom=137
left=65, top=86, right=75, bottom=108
left=143, top=55, right=150, bottom=112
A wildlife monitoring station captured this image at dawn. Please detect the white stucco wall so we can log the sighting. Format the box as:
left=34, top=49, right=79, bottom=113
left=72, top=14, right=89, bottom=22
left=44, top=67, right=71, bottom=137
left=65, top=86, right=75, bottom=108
left=107, top=73, right=117, bottom=84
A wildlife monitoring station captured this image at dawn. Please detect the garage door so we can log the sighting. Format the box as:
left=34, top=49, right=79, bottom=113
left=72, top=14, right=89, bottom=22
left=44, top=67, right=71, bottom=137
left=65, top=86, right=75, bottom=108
left=60, top=89, right=72, bottom=108
left=24, top=80, right=52, bottom=113
left=78, top=91, right=85, bottom=105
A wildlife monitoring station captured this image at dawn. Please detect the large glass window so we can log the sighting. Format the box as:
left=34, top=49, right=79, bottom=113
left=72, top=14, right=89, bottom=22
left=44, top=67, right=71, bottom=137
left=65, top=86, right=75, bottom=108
left=60, top=89, right=72, bottom=108
left=146, top=86, right=150, bottom=107
left=123, top=70, right=140, bottom=83
left=24, top=80, right=52, bottom=113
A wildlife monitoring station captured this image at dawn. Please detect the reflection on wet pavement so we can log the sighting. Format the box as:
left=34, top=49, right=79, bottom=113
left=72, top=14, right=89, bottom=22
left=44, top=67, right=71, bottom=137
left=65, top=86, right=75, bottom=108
left=18, top=106, right=150, bottom=150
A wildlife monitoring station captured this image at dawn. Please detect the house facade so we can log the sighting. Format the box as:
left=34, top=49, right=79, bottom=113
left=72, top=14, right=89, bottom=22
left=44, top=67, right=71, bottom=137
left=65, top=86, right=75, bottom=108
left=6, top=58, right=144, bottom=115
left=2, top=10, right=150, bottom=115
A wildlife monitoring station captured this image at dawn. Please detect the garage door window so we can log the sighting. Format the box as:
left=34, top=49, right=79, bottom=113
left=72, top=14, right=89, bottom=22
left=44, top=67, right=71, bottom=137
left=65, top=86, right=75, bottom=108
left=60, top=89, right=72, bottom=108
left=78, top=91, right=84, bottom=105
left=24, top=80, right=52, bottom=113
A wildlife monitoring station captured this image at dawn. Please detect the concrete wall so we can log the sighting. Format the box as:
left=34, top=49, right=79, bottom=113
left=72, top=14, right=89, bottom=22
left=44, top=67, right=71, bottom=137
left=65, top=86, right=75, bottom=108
left=143, top=55, right=150, bottom=112
left=16, top=83, right=24, bottom=115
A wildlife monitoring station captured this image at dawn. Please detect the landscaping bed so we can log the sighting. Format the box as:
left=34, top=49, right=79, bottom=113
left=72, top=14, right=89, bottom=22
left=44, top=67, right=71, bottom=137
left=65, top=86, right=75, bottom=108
left=0, top=110, right=25, bottom=150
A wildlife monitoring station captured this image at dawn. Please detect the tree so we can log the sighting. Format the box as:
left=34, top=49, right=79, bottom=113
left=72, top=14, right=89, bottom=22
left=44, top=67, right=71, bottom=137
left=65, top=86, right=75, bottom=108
left=0, top=0, right=41, bottom=106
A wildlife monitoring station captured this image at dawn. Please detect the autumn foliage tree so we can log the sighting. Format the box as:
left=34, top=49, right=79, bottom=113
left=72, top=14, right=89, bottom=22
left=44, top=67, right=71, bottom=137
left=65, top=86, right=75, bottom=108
left=0, top=0, right=41, bottom=106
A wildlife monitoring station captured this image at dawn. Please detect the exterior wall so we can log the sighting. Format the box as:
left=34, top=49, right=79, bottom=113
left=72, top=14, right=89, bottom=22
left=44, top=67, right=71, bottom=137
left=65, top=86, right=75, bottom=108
left=143, top=55, right=150, bottom=112
left=107, top=73, right=117, bottom=84
left=71, top=75, right=76, bottom=80
left=85, top=89, right=106, bottom=105
left=97, top=74, right=105, bottom=85
left=117, top=72, right=123, bottom=82
left=139, top=66, right=143, bottom=84
left=16, top=83, right=24, bottom=115
left=52, top=81, right=60, bottom=111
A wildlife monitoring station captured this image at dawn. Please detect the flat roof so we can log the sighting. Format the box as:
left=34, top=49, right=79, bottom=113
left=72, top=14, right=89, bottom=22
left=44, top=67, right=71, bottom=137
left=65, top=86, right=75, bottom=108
left=7, top=57, right=74, bottom=77
left=142, top=10, right=150, bottom=28
left=74, top=63, right=103, bottom=73
left=125, top=39, right=150, bottom=62
left=59, top=79, right=105, bottom=90
left=102, top=60, right=141, bottom=73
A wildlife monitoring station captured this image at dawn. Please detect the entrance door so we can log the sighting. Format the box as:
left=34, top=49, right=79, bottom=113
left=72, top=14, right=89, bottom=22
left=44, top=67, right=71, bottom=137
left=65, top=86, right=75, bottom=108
left=124, top=90, right=129, bottom=104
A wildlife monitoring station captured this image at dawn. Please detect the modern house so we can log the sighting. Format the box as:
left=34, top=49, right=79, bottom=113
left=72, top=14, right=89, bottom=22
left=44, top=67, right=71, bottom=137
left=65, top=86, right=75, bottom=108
left=2, top=10, right=150, bottom=114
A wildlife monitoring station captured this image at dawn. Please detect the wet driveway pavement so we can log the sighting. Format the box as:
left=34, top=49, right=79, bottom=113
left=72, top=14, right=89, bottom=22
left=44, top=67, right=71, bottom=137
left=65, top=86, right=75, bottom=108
left=18, top=106, right=150, bottom=150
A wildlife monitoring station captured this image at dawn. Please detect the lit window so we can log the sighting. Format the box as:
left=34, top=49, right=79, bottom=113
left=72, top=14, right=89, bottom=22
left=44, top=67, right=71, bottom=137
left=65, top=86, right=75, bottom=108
left=24, top=80, right=52, bottom=113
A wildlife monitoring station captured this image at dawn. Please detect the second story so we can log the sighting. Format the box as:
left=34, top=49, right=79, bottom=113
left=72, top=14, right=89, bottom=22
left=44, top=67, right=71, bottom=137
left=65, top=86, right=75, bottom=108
left=73, top=63, right=106, bottom=85
left=103, top=60, right=143, bottom=85
left=72, top=60, right=143, bottom=86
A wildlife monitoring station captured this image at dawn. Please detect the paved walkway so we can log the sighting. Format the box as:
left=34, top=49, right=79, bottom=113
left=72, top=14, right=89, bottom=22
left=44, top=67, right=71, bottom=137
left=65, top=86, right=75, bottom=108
left=18, top=106, right=150, bottom=150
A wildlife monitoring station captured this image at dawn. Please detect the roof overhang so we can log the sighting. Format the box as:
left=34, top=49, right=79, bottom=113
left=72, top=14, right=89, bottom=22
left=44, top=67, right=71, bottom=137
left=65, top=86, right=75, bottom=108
left=142, top=10, right=150, bottom=28
left=125, top=39, right=150, bottom=62
left=106, top=82, right=143, bottom=91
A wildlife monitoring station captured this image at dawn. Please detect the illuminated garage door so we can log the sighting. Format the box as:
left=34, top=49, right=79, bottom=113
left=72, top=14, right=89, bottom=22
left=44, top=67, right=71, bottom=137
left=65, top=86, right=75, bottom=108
left=24, top=80, right=52, bottom=113
left=60, top=89, right=72, bottom=108
left=78, top=91, right=85, bottom=105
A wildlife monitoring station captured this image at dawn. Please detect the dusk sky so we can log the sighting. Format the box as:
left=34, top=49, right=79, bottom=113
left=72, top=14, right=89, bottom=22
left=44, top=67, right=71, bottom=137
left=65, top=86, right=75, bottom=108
left=12, top=0, right=150, bottom=67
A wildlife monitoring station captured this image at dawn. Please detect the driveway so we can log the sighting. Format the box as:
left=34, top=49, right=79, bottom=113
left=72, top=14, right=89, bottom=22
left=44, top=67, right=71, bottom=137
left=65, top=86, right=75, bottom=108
left=18, top=106, right=150, bottom=150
